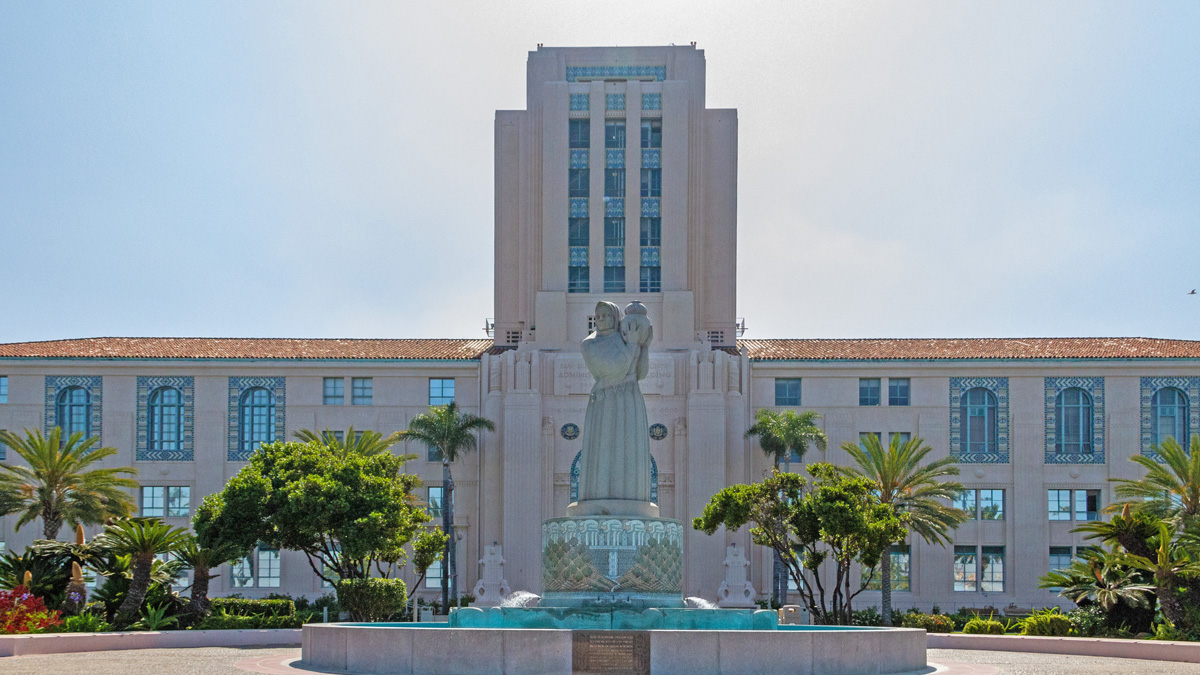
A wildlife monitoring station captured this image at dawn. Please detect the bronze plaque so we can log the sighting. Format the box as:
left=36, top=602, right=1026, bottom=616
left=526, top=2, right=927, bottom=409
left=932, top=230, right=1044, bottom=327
left=572, top=630, right=650, bottom=675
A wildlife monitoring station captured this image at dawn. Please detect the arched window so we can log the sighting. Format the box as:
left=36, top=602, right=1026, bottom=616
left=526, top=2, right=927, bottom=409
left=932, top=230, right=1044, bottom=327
left=239, top=387, right=275, bottom=454
left=1151, top=387, right=1190, bottom=447
left=1055, top=387, right=1093, bottom=454
left=148, top=387, right=183, bottom=452
left=56, top=386, right=91, bottom=437
left=961, top=387, right=998, bottom=454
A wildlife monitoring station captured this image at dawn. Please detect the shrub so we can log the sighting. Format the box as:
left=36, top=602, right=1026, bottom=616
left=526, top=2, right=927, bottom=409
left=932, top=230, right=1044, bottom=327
left=0, top=586, right=62, bottom=634
left=1021, top=608, right=1073, bottom=636
left=209, top=597, right=295, bottom=618
left=337, top=578, right=407, bottom=622
left=196, top=610, right=303, bottom=630
left=898, top=612, right=954, bottom=633
left=57, top=613, right=112, bottom=633
left=962, top=617, right=1005, bottom=634
left=850, top=606, right=883, bottom=626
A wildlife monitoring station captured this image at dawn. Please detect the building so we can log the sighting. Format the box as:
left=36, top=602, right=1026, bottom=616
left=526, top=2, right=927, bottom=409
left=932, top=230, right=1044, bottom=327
left=1, top=45, right=1199, bottom=612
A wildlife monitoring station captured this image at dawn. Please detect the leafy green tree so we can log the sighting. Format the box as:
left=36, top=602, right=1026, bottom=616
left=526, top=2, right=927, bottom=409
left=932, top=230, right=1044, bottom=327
left=294, top=426, right=405, bottom=456
left=836, top=434, right=967, bottom=626
left=1112, top=435, right=1200, bottom=527
left=693, top=464, right=905, bottom=624
left=0, top=428, right=138, bottom=539
left=408, top=528, right=447, bottom=620
left=398, top=402, right=495, bottom=612
left=100, top=518, right=191, bottom=627
left=202, top=440, right=429, bottom=589
left=745, top=409, right=828, bottom=605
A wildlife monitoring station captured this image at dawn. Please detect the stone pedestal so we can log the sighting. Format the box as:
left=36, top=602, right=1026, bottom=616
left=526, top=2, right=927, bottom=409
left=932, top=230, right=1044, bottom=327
left=472, top=543, right=512, bottom=608
left=541, top=515, right=684, bottom=608
left=716, top=543, right=757, bottom=608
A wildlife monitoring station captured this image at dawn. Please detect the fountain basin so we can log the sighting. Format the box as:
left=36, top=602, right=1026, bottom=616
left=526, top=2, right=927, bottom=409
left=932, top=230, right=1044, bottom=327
left=301, top=621, right=927, bottom=675
left=449, top=606, right=777, bottom=631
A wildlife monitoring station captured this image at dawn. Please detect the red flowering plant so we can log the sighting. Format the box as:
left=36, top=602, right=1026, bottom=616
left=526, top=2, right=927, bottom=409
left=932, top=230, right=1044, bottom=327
left=0, top=586, right=62, bottom=633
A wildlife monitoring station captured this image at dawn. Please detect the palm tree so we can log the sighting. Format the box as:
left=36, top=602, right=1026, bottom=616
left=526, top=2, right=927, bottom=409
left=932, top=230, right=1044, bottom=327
left=100, top=518, right=191, bottom=626
left=837, top=434, right=967, bottom=626
left=294, top=426, right=405, bottom=456
left=1039, top=548, right=1153, bottom=611
left=0, top=428, right=138, bottom=539
left=1111, top=435, right=1200, bottom=526
left=745, top=409, right=828, bottom=605
left=398, top=402, right=494, bottom=612
left=175, top=536, right=246, bottom=620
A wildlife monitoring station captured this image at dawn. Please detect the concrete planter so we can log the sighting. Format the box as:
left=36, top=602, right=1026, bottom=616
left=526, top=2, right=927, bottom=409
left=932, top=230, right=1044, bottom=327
left=0, top=628, right=301, bottom=657
left=928, top=633, right=1200, bottom=664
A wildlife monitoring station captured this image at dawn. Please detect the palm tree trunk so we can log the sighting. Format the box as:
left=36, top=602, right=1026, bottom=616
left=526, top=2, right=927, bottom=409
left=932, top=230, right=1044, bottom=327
left=188, top=564, right=212, bottom=619
left=43, top=512, right=63, bottom=540
left=880, top=550, right=893, bottom=627
left=116, top=553, right=153, bottom=626
left=441, top=460, right=452, bottom=613
left=772, top=457, right=783, bottom=607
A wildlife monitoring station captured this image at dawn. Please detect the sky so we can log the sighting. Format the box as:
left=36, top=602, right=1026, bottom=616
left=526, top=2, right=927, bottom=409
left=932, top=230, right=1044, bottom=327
left=1, top=2, right=1197, bottom=343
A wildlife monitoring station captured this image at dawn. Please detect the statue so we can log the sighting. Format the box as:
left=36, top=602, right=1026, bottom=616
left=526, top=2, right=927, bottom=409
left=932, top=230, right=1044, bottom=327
left=569, top=300, right=655, bottom=516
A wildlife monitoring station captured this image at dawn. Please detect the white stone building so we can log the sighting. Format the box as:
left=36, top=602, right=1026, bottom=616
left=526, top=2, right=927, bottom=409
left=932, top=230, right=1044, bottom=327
left=1, top=45, right=1198, bottom=613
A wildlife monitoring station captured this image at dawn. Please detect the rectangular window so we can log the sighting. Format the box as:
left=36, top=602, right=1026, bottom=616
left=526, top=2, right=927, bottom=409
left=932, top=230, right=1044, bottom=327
left=640, top=168, right=661, bottom=197
left=866, top=544, right=911, bottom=591
left=859, top=378, right=881, bottom=406
left=323, top=378, right=344, bottom=405
left=639, top=267, right=661, bottom=293
left=167, top=486, right=191, bottom=517
left=0, top=376, right=7, bottom=403
left=954, top=490, right=977, bottom=518
left=569, top=218, right=589, bottom=246
left=427, top=486, right=445, bottom=518
left=1075, top=489, right=1100, bottom=521
left=351, top=378, right=373, bottom=405
left=604, top=218, right=625, bottom=247
left=1048, top=489, right=1072, bottom=521
left=978, top=489, right=1005, bottom=520
left=888, top=378, right=910, bottom=406
left=426, top=559, right=443, bottom=589
left=568, top=266, right=589, bottom=293
left=980, top=546, right=1005, bottom=592
left=257, top=547, right=281, bottom=588
left=640, top=217, right=661, bottom=246
left=889, top=432, right=912, bottom=446
left=429, top=378, right=455, bottom=406
left=1049, top=546, right=1073, bottom=575
left=230, top=556, right=255, bottom=588
left=141, top=486, right=165, bottom=518
left=640, top=119, right=662, bottom=148
left=775, top=378, right=801, bottom=406
left=953, top=546, right=977, bottom=591
left=605, top=121, right=626, bottom=149
left=569, top=168, right=589, bottom=197
left=859, top=432, right=882, bottom=447
left=569, top=119, right=590, bottom=148
left=604, top=266, right=625, bottom=293
left=604, top=168, right=625, bottom=197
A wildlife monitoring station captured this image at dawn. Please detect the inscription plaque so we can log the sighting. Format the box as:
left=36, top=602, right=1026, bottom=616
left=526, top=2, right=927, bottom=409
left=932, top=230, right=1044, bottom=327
left=572, top=631, right=650, bottom=675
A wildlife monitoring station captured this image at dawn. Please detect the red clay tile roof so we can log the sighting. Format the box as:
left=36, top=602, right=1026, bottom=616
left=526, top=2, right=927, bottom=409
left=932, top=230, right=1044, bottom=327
left=739, top=337, right=1200, bottom=361
left=0, top=338, right=494, bottom=361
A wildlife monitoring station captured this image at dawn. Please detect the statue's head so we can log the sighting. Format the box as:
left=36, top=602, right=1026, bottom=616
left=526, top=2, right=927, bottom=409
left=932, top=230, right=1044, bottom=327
left=594, top=301, right=620, bottom=334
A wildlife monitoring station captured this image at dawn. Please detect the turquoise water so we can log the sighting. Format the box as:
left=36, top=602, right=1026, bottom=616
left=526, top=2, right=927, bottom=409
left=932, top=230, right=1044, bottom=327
left=342, top=621, right=887, bottom=631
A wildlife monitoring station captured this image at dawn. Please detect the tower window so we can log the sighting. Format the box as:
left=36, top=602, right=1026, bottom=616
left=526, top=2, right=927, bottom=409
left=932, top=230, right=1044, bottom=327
left=569, top=119, right=590, bottom=148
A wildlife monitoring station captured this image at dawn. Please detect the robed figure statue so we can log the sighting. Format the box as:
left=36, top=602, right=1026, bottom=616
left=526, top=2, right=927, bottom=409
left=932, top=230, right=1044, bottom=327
left=571, top=300, right=655, bottom=515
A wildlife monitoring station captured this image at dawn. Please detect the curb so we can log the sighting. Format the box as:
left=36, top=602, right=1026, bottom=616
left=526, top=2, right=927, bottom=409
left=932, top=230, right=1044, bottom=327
left=0, top=628, right=301, bottom=657
left=928, top=632, right=1200, bottom=664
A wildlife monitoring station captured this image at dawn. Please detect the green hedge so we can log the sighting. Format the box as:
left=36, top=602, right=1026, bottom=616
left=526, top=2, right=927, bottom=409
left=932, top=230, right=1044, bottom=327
left=962, top=617, right=1005, bottom=634
left=898, top=612, right=955, bottom=633
left=337, top=578, right=407, bottom=622
left=196, top=613, right=303, bottom=630
left=209, top=598, right=295, bottom=618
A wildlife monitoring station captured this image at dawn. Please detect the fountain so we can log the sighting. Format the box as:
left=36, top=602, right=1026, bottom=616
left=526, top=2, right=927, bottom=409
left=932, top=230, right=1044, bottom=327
left=301, top=301, right=927, bottom=674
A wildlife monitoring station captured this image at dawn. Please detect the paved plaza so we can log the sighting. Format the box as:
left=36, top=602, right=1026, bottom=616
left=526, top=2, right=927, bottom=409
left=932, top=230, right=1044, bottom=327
left=0, top=647, right=1198, bottom=674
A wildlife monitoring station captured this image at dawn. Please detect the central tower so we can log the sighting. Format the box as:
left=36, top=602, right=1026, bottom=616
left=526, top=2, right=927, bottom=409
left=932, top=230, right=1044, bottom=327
left=493, top=45, right=738, bottom=350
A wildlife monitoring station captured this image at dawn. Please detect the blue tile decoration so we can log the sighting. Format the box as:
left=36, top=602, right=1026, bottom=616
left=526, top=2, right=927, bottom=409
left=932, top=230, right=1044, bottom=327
left=1140, top=377, right=1200, bottom=460
left=569, top=149, right=589, bottom=169
left=569, top=93, right=590, bottom=111
left=572, top=450, right=658, bottom=503
left=649, top=423, right=667, bottom=441
left=641, top=198, right=660, bottom=218
left=569, top=198, right=589, bottom=218
left=569, top=246, right=589, bottom=267
left=605, top=197, right=624, bottom=217
left=605, top=93, right=626, bottom=111
left=641, top=149, right=661, bottom=169
left=1044, top=377, right=1105, bottom=465
left=137, top=376, right=195, bottom=461
left=44, top=376, right=102, bottom=441
left=561, top=423, right=580, bottom=441
left=605, top=246, right=624, bottom=267
left=606, top=149, right=624, bottom=169
left=228, top=377, right=286, bottom=461
left=566, top=66, right=666, bottom=82
left=640, top=247, right=661, bottom=267
left=642, top=93, right=662, bottom=111
left=949, top=377, right=1009, bottom=463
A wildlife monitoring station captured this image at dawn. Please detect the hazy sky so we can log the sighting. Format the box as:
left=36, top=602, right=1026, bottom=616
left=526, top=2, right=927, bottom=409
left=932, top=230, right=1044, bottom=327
left=2, top=2, right=1197, bottom=343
